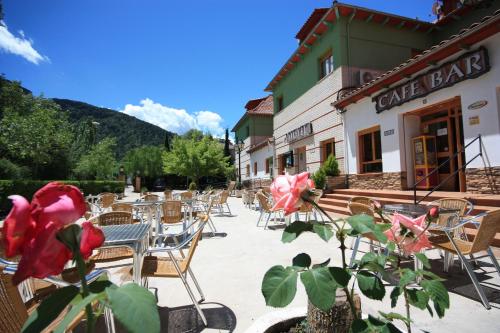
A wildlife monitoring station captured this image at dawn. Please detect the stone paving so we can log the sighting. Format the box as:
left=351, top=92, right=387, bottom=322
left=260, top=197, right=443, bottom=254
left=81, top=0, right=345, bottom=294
left=98, top=189, right=500, bottom=333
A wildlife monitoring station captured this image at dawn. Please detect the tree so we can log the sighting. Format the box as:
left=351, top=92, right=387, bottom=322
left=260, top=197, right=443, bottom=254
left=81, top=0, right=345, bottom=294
left=164, top=133, right=171, bottom=152
left=223, top=128, right=231, bottom=162
left=70, top=118, right=97, bottom=166
left=0, top=93, right=72, bottom=179
left=163, top=134, right=233, bottom=184
left=73, top=138, right=117, bottom=180
left=122, top=146, right=164, bottom=179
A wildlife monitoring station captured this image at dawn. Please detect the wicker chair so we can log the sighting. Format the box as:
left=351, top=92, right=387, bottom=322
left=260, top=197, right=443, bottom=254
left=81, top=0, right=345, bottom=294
left=161, top=200, right=183, bottom=225
left=142, top=216, right=208, bottom=325
left=164, top=190, right=173, bottom=200
left=90, top=212, right=134, bottom=264
left=143, top=194, right=160, bottom=202
left=227, top=181, right=236, bottom=196
left=180, top=191, right=193, bottom=200
left=348, top=196, right=377, bottom=208
left=429, top=209, right=500, bottom=309
left=0, top=267, right=113, bottom=333
left=256, top=191, right=282, bottom=229
left=242, top=190, right=256, bottom=209
left=427, top=198, right=473, bottom=230
left=111, top=202, right=133, bottom=213
left=98, top=193, right=116, bottom=212
left=348, top=202, right=384, bottom=267
left=214, top=190, right=231, bottom=215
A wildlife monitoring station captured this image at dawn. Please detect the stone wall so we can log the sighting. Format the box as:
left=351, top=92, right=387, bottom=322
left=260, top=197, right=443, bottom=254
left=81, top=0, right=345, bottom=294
left=325, top=176, right=347, bottom=193
left=243, top=178, right=273, bottom=190
left=466, top=167, right=500, bottom=194
left=347, top=172, right=407, bottom=191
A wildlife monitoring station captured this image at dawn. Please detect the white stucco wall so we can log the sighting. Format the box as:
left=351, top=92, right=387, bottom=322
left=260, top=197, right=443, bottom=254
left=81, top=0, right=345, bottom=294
left=273, top=67, right=346, bottom=176
left=344, top=33, right=500, bottom=185
left=235, top=137, right=274, bottom=182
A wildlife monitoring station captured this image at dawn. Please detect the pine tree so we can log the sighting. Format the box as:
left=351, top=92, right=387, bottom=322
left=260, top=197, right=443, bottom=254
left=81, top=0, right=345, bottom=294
left=223, top=128, right=231, bottom=160
left=164, top=133, right=171, bottom=151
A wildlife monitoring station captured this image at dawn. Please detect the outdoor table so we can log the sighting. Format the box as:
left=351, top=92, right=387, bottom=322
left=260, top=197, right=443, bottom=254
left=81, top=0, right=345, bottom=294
left=101, top=223, right=150, bottom=284
left=382, top=203, right=429, bottom=218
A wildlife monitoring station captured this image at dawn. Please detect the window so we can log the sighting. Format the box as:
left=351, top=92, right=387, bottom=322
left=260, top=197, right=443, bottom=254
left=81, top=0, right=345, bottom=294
left=319, top=51, right=334, bottom=79
left=245, top=126, right=250, bottom=137
left=265, top=157, right=273, bottom=174
left=254, top=162, right=257, bottom=176
left=246, top=165, right=250, bottom=177
left=321, top=138, right=336, bottom=162
left=277, top=96, right=284, bottom=112
left=358, top=126, right=382, bottom=173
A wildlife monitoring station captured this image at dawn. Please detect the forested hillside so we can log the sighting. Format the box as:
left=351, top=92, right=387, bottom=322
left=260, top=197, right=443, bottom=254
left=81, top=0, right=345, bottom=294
left=53, top=98, right=174, bottom=158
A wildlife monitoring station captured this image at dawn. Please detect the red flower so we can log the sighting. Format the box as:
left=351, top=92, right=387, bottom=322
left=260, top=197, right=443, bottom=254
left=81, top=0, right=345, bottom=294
left=1, top=182, right=101, bottom=285
left=428, top=206, right=439, bottom=219
left=2, top=196, right=36, bottom=257
left=80, top=222, right=105, bottom=259
left=271, top=172, right=314, bottom=215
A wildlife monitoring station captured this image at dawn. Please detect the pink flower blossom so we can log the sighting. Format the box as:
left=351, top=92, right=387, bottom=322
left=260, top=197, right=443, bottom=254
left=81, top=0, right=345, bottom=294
left=271, top=172, right=314, bottom=215
left=385, top=213, right=432, bottom=254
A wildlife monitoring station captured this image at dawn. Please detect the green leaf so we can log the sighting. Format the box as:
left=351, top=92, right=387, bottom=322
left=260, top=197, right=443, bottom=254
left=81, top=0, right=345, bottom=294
left=22, top=286, right=79, bottom=333
left=357, top=270, right=385, bottom=300
left=399, top=269, right=417, bottom=287
left=292, top=253, right=311, bottom=268
left=347, top=215, right=388, bottom=243
left=359, top=253, right=387, bottom=275
left=386, top=242, right=396, bottom=253
left=300, top=267, right=337, bottom=312
left=351, top=319, right=369, bottom=333
left=53, top=292, right=105, bottom=333
left=379, top=311, right=411, bottom=325
left=281, top=221, right=313, bottom=243
left=312, top=258, right=330, bottom=268
left=312, top=223, right=334, bottom=242
left=417, top=270, right=445, bottom=281
left=88, top=279, right=115, bottom=294
left=415, top=253, right=431, bottom=269
left=407, top=289, right=429, bottom=310
left=262, top=265, right=298, bottom=308
left=106, top=283, right=160, bottom=333
left=390, top=287, right=401, bottom=308
left=421, top=280, right=449, bottom=318
left=329, top=267, right=351, bottom=288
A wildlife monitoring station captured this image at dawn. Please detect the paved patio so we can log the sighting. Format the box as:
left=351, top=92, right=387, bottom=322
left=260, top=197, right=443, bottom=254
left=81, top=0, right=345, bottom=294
left=99, top=189, right=500, bottom=333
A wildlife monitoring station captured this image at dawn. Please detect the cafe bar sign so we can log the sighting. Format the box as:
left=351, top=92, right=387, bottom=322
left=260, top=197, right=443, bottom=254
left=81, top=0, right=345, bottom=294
left=374, top=47, right=490, bottom=113
left=285, top=123, right=313, bottom=143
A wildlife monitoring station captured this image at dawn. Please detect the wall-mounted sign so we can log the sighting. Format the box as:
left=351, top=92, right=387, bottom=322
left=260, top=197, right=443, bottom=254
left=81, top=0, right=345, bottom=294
left=384, top=129, right=394, bottom=136
left=373, top=47, right=490, bottom=113
left=469, top=116, right=480, bottom=125
left=284, top=123, right=313, bottom=144
left=467, top=100, right=488, bottom=110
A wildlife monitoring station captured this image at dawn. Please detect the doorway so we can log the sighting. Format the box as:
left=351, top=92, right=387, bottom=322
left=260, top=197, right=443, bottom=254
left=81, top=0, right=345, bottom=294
left=296, top=147, right=307, bottom=173
left=413, top=97, right=465, bottom=191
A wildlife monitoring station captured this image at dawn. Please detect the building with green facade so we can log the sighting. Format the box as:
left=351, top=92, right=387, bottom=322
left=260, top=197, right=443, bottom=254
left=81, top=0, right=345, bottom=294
left=232, top=96, right=274, bottom=187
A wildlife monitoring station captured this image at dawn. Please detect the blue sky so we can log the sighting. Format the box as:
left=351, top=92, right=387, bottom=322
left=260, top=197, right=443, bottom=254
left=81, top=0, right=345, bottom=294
left=1, top=0, right=435, bottom=137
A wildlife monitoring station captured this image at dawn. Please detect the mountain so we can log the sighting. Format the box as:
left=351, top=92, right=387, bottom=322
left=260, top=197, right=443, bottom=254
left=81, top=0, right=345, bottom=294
left=53, top=98, right=174, bottom=158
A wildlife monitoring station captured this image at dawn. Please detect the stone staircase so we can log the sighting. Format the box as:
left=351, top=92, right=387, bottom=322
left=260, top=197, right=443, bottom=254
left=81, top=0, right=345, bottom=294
left=319, top=188, right=500, bottom=247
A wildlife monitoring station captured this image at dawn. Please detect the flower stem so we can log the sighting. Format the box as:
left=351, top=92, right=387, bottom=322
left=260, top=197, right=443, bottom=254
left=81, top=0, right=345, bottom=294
left=397, top=256, right=412, bottom=333
left=75, top=253, right=95, bottom=333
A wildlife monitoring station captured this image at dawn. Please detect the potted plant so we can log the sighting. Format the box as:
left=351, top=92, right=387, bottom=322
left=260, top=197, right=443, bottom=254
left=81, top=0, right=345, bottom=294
left=261, top=173, right=448, bottom=332
left=322, top=155, right=346, bottom=192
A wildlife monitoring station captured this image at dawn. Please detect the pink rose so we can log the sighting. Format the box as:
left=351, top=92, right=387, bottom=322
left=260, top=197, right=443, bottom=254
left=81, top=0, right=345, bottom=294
left=80, top=222, right=105, bottom=259
left=271, top=172, right=314, bottom=215
left=385, top=213, right=432, bottom=254
left=1, top=182, right=103, bottom=285
left=428, top=206, right=439, bottom=219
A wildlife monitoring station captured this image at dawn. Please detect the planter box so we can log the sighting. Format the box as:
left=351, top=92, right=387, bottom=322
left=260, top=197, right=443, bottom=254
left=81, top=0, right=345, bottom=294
left=325, top=175, right=347, bottom=193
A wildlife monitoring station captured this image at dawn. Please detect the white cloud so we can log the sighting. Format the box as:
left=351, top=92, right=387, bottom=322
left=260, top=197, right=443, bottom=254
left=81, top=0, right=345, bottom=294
left=120, top=98, right=226, bottom=137
left=0, top=22, right=49, bottom=64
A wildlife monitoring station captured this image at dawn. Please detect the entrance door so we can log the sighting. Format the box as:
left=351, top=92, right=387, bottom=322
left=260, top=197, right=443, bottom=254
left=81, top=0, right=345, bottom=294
left=419, top=98, right=465, bottom=191
left=296, top=147, right=307, bottom=173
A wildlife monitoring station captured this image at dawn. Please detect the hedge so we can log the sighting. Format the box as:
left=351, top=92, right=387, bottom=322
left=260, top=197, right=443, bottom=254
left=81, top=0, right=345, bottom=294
left=0, top=180, right=125, bottom=215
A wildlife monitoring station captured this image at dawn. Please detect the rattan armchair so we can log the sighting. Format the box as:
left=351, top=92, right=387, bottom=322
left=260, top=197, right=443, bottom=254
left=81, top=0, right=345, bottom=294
left=242, top=190, right=256, bottom=209
left=163, top=190, right=173, bottom=200
left=142, top=216, right=208, bottom=325
left=0, top=266, right=114, bottom=333
left=256, top=191, right=282, bottom=229
left=143, top=194, right=160, bottom=202
left=213, top=190, right=231, bottom=215
left=429, top=209, right=500, bottom=309
left=90, top=212, right=134, bottom=264
left=180, top=191, right=193, bottom=200
left=98, top=193, right=117, bottom=212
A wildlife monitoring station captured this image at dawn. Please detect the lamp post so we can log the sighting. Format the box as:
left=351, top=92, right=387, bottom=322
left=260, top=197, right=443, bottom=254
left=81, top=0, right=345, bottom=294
left=236, top=139, right=245, bottom=186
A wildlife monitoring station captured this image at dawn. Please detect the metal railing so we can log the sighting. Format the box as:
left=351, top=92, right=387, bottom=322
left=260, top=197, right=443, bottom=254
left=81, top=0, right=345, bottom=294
left=413, top=135, right=482, bottom=204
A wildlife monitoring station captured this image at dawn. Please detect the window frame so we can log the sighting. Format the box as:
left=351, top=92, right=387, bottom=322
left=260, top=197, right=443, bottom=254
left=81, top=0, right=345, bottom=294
left=277, top=95, right=284, bottom=112
left=358, top=126, right=382, bottom=174
left=254, top=161, right=258, bottom=176
left=320, top=138, right=336, bottom=163
left=246, top=164, right=250, bottom=177
left=319, top=50, right=334, bottom=80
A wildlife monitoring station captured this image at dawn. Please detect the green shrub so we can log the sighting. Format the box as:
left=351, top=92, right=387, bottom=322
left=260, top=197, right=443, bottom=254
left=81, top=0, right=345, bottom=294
left=311, top=168, right=326, bottom=190
left=0, top=159, right=31, bottom=179
left=188, top=181, right=197, bottom=191
left=0, top=180, right=125, bottom=215
left=322, top=155, right=340, bottom=177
